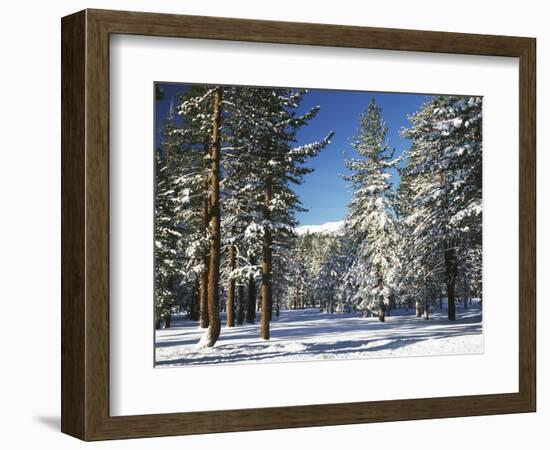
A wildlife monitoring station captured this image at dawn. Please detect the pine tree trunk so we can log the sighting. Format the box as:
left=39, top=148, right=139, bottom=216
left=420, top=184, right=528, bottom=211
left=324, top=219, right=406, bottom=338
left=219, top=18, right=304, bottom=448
left=444, top=245, right=457, bottom=321
left=415, top=299, right=422, bottom=317
left=226, top=244, right=236, bottom=327
left=276, top=297, right=280, bottom=317
left=423, top=299, right=429, bottom=320
left=236, top=284, right=245, bottom=325
left=199, top=259, right=209, bottom=327
left=294, top=272, right=301, bottom=310
left=155, top=313, right=162, bottom=330
left=378, top=302, right=386, bottom=322
left=246, top=255, right=256, bottom=324
left=205, top=87, right=222, bottom=347
left=376, top=270, right=385, bottom=322
left=163, top=313, right=171, bottom=328
left=260, top=176, right=272, bottom=340
left=199, top=166, right=210, bottom=329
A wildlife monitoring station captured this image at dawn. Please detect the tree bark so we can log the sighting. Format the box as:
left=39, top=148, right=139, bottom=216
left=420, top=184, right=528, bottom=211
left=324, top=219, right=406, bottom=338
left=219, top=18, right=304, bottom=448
left=155, top=313, right=162, bottom=330
left=163, top=313, right=171, bottom=328
left=378, top=302, right=386, bottom=322
left=227, top=244, right=236, bottom=327
left=260, top=175, right=272, bottom=340
left=199, top=256, right=209, bottom=327
left=444, top=245, right=458, bottom=321
left=415, top=299, right=422, bottom=318
left=246, top=255, right=256, bottom=324
left=199, top=155, right=210, bottom=329
left=294, top=272, right=301, bottom=310
left=423, top=299, right=429, bottom=320
left=376, top=269, right=385, bottom=322
left=236, top=284, right=245, bottom=325
left=205, top=87, right=222, bottom=347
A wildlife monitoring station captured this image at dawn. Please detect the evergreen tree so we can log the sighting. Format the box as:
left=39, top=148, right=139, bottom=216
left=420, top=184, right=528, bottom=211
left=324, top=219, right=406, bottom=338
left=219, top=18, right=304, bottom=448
left=343, top=98, right=399, bottom=321
left=401, top=96, right=482, bottom=320
left=223, top=87, right=333, bottom=339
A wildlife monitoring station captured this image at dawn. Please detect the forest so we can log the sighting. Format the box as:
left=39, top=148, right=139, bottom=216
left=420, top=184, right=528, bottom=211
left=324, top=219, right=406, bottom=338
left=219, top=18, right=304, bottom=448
left=154, top=83, right=482, bottom=362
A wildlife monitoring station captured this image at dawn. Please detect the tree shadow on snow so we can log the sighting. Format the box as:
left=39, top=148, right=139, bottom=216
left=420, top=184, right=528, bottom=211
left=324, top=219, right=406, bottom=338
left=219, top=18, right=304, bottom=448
left=156, top=325, right=481, bottom=366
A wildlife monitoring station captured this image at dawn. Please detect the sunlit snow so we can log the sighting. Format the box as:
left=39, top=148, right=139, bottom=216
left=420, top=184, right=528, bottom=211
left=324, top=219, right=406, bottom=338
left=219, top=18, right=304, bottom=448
left=155, top=301, right=482, bottom=367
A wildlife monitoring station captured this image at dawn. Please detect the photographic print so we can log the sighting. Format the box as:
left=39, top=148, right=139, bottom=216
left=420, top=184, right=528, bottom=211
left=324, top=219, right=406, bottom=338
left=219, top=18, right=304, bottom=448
left=154, top=83, right=483, bottom=367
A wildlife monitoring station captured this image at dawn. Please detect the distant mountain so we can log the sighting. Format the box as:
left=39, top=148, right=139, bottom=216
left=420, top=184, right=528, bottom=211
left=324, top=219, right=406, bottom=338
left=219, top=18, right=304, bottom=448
left=295, top=220, right=344, bottom=236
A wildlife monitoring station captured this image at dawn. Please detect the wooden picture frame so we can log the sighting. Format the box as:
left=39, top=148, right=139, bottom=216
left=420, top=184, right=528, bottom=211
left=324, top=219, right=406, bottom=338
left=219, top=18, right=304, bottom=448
left=61, top=8, right=536, bottom=441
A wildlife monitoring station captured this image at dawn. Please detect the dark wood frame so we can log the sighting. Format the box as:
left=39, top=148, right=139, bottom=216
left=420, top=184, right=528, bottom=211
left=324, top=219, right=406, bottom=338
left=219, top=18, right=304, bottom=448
left=61, top=8, right=536, bottom=441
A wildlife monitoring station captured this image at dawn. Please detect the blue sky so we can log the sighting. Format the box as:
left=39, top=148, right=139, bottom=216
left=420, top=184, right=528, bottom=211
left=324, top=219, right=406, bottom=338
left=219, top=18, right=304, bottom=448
left=155, top=83, right=427, bottom=226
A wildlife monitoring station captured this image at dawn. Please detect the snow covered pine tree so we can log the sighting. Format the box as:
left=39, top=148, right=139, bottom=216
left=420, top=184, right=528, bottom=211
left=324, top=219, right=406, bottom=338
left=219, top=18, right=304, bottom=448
left=343, top=98, right=400, bottom=322
left=401, top=96, right=482, bottom=321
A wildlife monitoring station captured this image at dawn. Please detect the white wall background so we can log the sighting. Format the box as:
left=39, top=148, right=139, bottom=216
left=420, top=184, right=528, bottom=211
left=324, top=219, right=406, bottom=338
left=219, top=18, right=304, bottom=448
left=0, top=1, right=546, bottom=449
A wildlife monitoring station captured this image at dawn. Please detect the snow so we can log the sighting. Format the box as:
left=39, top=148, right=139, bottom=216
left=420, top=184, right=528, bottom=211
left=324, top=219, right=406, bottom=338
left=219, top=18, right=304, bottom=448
left=155, top=302, right=482, bottom=367
left=295, top=220, right=344, bottom=236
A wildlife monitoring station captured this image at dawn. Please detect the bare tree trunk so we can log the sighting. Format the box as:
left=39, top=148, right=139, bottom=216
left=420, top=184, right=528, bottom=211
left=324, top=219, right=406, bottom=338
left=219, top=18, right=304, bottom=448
left=260, top=175, right=272, bottom=340
left=445, top=245, right=457, bottom=321
left=226, top=244, right=236, bottom=327
left=424, top=299, right=429, bottom=320
left=163, top=313, right=171, bottom=328
left=199, top=256, right=209, bottom=327
left=155, top=311, right=162, bottom=330
left=246, top=255, right=256, bottom=324
left=378, top=302, right=386, bottom=322
left=236, top=284, right=245, bottom=325
left=199, top=159, right=210, bottom=329
left=376, top=269, right=385, bottom=322
left=415, top=299, right=422, bottom=318
left=205, top=87, right=222, bottom=347
left=294, top=272, right=301, bottom=310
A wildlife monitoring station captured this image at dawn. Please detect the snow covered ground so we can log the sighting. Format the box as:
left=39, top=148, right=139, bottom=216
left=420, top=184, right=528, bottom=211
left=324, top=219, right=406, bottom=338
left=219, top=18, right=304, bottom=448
left=155, top=302, right=482, bottom=367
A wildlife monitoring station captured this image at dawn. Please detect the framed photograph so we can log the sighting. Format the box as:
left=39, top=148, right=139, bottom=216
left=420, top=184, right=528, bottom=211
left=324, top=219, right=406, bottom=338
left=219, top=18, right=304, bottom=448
left=61, top=9, right=536, bottom=441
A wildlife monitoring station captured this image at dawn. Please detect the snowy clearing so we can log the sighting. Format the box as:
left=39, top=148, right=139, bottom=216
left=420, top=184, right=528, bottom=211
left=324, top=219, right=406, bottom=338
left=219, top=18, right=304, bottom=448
left=155, top=302, right=482, bottom=367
